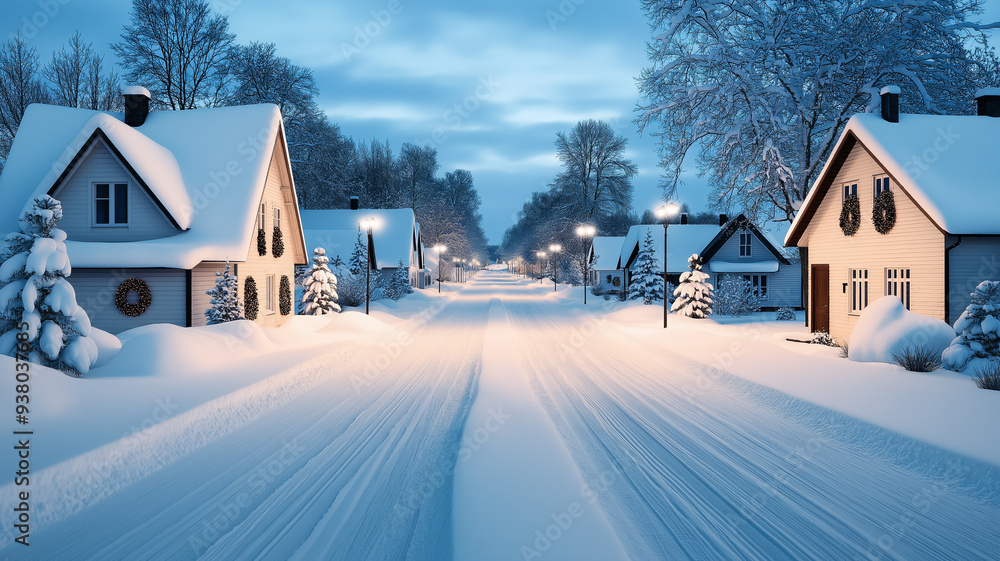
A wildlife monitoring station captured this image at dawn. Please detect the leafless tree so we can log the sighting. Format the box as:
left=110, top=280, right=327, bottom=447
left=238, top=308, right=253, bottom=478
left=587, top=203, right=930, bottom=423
left=0, top=34, right=49, bottom=171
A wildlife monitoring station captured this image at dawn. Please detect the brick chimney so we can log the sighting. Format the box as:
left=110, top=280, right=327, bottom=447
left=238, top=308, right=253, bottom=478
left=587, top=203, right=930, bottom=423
left=975, top=87, right=1000, bottom=118
left=123, top=86, right=150, bottom=127
left=350, top=196, right=360, bottom=210
left=880, top=85, right=900, bottom=123
left=719, top=214, right=729, bottom=226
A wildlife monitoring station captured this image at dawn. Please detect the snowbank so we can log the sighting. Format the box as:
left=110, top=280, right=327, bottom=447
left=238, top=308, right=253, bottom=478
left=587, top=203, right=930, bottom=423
left=848, top=296, right=954, bottom=364
left=90, top=327, right=121, bottom=368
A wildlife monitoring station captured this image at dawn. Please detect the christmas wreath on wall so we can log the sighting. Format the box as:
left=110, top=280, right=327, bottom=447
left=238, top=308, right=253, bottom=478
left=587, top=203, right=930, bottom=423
left=115, top=278, right=152, bottom=317
left=279, top=275, right=292, bottom=315
left=612, top=276, right=621, bottom=287
left=257, top=228, right=267, bottom=256
left=839, top=194, right=861, bottom=236
left=272, top=226, right=285, bottom=258
left=872, top=190, right=897, bottom=234
left=244, top=276, right=259, bottom=321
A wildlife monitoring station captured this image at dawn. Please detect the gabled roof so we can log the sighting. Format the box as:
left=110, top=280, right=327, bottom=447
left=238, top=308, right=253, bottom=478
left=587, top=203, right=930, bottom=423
left=620, top=224, right=719, bottom=272
left=301, top=208, right=419, bottom=269
left=786, top=112, right=1000, bottom=246
left=0, top=103, right=306, bottom=268
left=588, top=236, right=625, bottom=270
left=701, top=214, right=791, bottom=265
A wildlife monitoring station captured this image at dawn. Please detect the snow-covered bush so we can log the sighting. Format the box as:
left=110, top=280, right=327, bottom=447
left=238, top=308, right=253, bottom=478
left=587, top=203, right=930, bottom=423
left=0, top=196, right=98, bottom=376
left=671, top=254, right=713, bottom=318
left=775, top=306, right=797, bottom=321
left=942, top=281, right=1000, bottom=371
left=629, top=230, right=664, bottom=305
left=848, top=296, right=954, bottom=364
left=812, top=332, right=837, bottom=346
left=336, top=273, right=368, bottom=307
left=714, top=276, right=762, bottom=317
left=205, top=261, right=243, bottom=324
left=385, top=261, right=413, bottom=301
left=300, top=247, right=341, bottom=315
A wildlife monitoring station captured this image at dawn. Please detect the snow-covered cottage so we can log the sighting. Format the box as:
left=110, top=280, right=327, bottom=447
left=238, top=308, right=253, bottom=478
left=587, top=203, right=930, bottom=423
left=587, top=236, right=626, bottom=293
left=0, top=89, right=308, bottom=334
left=619, top=215, right=801, bottom=309
left=300, top=203, right=430, bottom=288
left=785, top=87, right=1000, bottom=342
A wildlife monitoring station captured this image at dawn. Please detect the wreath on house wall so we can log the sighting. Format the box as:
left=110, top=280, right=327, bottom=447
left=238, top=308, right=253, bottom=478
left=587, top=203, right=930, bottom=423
left=115, top=278, right=152, bottom=317
left=839, top=194, right=861, bottom=236
left=244, top=276, right=259, bottom=320
left=257, top=228, right=267, bottom=256
left=612, top=277, right=621, bottom=287
left=279, top=275, right=292, bottom=315
left=872, top=190, right=897, bottom=234
left=272, top=226, right=285, bottom=258
left=606, top=274, right=613, bottom=284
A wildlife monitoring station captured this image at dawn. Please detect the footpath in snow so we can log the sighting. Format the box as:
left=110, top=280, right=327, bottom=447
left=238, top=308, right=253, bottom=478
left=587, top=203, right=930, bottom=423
left=453, top=295, right=628, bottom=561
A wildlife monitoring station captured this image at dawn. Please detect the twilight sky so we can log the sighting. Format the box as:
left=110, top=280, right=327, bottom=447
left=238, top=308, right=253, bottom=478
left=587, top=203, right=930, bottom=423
left=4, top=1, right=999, bottom=243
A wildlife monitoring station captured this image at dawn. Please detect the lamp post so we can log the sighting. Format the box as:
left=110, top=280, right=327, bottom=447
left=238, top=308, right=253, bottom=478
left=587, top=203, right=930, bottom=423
left=433, top=244, right=447, bottom=293
left=360, top=217, right=378, bottom=315
left=654, top=203, right=681, bottom=328
left=576, top=225, right=596, bottom=304
left=549, top=244, right=562, bottom=292
left=536, top=251, right=547, bottom=283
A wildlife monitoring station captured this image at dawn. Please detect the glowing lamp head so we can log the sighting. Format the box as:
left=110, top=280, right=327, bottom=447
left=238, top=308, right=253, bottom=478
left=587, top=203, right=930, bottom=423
left=549, top=244, right=562, bottom=253
left=434, top=244, right=447, bottom=253
left=654, top=203, right=681, bottom=220
left=576, top=225, right=596, bottom=237
left=359, top=216, right=380, bottom=230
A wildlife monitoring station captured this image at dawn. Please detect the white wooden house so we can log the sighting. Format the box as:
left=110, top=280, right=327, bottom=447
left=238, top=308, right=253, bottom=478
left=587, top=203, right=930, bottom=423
left=587, top=236, right=626, bottom=293
left=785, top=87, right=1000, bottom=342
left=0, top=89, right=308, bottom=333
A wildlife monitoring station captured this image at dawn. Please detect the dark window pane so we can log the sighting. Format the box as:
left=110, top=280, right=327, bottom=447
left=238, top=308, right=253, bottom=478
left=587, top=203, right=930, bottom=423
left=96, top=200, right=109, bottom=224
left=96, top=183, right=109, bottom=198
left=114, top=184, right=128, bottom=223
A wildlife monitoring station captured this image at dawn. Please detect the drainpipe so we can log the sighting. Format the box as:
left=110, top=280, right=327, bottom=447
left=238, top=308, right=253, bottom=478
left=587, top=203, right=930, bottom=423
left=944, top=236, right=963, bottom=324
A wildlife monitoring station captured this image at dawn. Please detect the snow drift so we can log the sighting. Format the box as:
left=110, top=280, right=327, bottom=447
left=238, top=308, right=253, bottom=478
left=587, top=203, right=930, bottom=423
left=848, top=296, right=954, bottom=364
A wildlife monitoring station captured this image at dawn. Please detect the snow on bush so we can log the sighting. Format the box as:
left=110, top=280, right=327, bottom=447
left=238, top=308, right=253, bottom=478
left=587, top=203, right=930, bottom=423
left=848, top=296, right=954, bottom=364
left=671, top=254, right=713, bottom=318
left=714, top=276, right=762, bottom=317
left=205, top=261, right=243, bottom=324
left=942, top=280, right=1000, bottom=371
left=775, top=307, right=797, bottom=321
left=300, top=247, right=341, bottom=314
left=0, top=196, right=98, bottom=376
left=385, top=260, right=413, bottom=301
left=628, top=230, right=664, bottom=304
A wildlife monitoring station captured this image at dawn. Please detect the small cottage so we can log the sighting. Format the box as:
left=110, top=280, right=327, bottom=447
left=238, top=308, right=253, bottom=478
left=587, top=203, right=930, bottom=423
left=587, top=236, right=626, bottom=293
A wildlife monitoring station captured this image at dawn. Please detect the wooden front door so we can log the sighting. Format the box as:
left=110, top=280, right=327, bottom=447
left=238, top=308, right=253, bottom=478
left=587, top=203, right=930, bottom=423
left=811, top=264, right=830, bottom=333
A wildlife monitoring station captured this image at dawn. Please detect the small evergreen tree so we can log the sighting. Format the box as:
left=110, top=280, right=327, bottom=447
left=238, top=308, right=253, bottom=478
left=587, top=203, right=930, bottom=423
left=628, top=230, right=664, bottom=305
left=349, top=231, right=367, bottom=275
left=943, top=280, right=1000, bottom=371
left=301, top=247, right=341, bottom=315
left=672, top=253, right=714, bottom=318
left=0, top=196, right=98, bottom=376
left=386, top=260, right=413, bottom=300
left=204, top=260, right=243, bottom=324
left=714, top=275, right=763, bottom=317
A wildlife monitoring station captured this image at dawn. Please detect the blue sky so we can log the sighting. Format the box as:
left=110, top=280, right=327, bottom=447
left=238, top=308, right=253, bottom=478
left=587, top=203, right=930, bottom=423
left=4, top=0, right=999, bottom=242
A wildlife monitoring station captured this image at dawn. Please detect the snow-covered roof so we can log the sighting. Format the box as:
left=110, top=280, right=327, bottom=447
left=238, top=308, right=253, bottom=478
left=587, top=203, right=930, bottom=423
left=710, top=260, right=780, bottom=273
left=787, top=112, right=1000, bottom=244
left=301, top=208, right=418, bottom=270
left=0, top=103, right=305, bottom=268
left=589, top=236, right=625, bottom=270
left=620, top=224, right=719, bottom=272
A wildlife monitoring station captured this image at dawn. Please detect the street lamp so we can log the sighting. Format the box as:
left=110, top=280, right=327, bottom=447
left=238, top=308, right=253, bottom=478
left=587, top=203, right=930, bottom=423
left=576, top=225, right=596, bottom=304
left=536, top=251, right=547, bottom=283
left=360, top=217, right=379, bottom=315
left=654, top=203, right=681, bottom=328
left=433, top=244, right=447, bottom=293
left=549, top=244, right=562, bottom=292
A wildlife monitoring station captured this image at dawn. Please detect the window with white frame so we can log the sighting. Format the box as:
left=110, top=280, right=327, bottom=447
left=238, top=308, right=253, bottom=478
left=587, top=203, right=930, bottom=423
left=94, top=182, right=129, bottom=225
left=874, top=175, right=892, bottom=197
left=842, top=182, right=858, bottom=199
left=265, top=275, right=276, bottom=313
left=259, top=203, right=266, bottom=229
left=886, top=268, right=911, bottom=310
left=273, top=206, right=281, bottom=231
left=850, top=268, right=869, bottom=314
left=739, top=230, right=752, bottom=257
left=743, top=274, right=768, bottom=300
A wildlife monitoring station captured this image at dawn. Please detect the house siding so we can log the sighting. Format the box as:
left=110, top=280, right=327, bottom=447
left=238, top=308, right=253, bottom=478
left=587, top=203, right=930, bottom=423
left=70, top=268, right=187, bottom=334
left=798, top=144, right=945, bottom=341
left=946, top=236, right=1000, bottom=325
left=50, top=139, right=179, bottom=241
left=190, top=261, right=228, bottom=327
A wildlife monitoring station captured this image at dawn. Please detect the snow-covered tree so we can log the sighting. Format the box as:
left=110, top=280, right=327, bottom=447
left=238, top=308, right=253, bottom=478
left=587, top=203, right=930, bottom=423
left=300, top=247, right=341, bottom=315
left=637, top=0, right=1000, bottom=224
left=385, top=260, right=413, bottom=301
left=628, top=230, right=664, bottom=305
left=553, top=119, right=638, bottom=219
left=349, top=231, right=367, bottom=276
left=714, top=276, right=763, bottom=317
left=204, top=260, right=242, bottom=324
left=672, top=254, right=713, bottom=318
left=943, top=281, right=1000, bottom=371
left=0, top=196, right=97, bottom=376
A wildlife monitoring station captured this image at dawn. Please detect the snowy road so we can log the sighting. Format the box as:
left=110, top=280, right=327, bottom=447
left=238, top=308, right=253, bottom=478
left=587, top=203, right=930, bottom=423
left=6, top=271, right=1000, bottom=560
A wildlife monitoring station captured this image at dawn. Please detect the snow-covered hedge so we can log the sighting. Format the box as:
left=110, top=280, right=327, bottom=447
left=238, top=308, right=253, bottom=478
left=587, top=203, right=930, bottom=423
left=942, top=280, right=1000, bottom=371
left=848, top=296, right=953, bottom=365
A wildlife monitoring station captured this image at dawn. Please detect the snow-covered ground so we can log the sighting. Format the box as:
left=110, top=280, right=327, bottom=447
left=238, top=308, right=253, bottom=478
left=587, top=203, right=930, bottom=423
left=2, top=271, right=999, bottom=559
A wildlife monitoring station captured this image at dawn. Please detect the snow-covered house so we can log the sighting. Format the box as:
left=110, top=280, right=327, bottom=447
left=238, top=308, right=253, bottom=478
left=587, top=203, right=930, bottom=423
left=785, top=87, right=1000, bottom=342
left=0, top=90, right=308, bottom=334
left=587, top=236, right=626, bottom=292
left=300, top=204, right=430, bottom=288
left=620, top=215, right=801, bottom=309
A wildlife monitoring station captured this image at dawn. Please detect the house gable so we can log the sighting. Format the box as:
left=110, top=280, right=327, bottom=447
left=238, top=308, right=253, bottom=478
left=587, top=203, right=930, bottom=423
left=701, top=214, right=791, bottom=265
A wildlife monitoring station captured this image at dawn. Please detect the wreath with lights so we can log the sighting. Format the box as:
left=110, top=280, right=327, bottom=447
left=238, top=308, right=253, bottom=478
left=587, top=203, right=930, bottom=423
left=244, top=276, right=259, bottom=321
left=257, top=228, right=267, bottom=256
left=839, top=194, right=861, bottom=236
left=272, top=226, right=285, bottom=258
left=279, top=275, right=292, bottom=315
left=612, top=277, right=621, bottom=287
left=872, top=190, right=897, bottom=234
left=115, top=278, right=152, bottom=317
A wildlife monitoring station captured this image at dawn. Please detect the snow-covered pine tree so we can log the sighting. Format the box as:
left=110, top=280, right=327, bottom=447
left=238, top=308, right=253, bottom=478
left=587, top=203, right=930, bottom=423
left=943, top=280, right=1000, bottom=371
left=672, top=253, right=714, bottom=318
left=349, top=231, right=367, bottom=276
left=300, top=247, right=341, bottom=315
left=0, top=196, right=98, bottom=376
left=204, top=260, right=243, bottom=324
left=628, top=230, right=664, bottom=305
left=385, top=260, right=413, bottom=301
